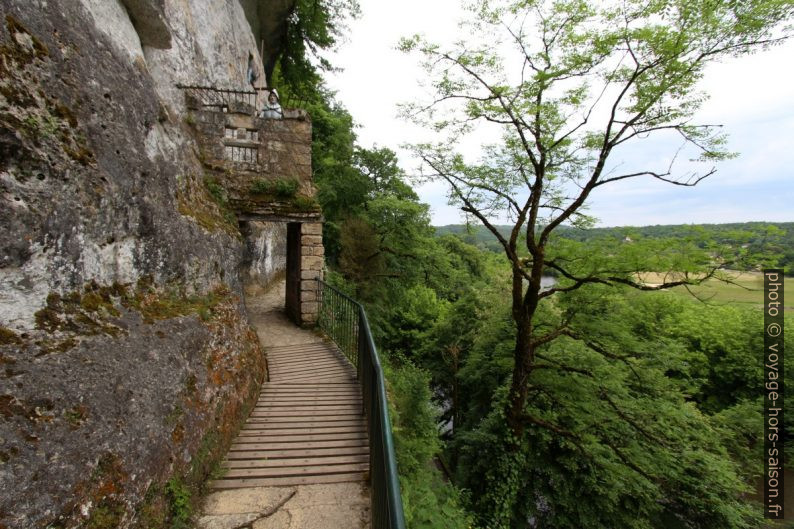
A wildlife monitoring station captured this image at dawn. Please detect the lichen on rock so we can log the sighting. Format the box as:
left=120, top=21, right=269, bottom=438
left=0, top=278, right=265, bottom=528
left=0, top=1, right=275, bottom=527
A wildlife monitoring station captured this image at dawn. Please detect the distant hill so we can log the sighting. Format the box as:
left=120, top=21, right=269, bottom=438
left=434, top=222, right=794, bottom=274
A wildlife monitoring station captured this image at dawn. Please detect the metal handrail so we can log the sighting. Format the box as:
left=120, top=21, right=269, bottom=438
left=175, top=84, right=305, bottom=110
left=317, top=279, right=406, bottom=529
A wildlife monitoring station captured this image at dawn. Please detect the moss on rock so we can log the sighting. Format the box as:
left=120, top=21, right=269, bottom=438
left=0, top=327, right=21, bottom=345
left=176, top=174, right=240, bottom=239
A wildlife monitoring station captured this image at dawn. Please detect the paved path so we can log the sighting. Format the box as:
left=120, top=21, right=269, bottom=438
left=197, top=280, right=370, bottom=529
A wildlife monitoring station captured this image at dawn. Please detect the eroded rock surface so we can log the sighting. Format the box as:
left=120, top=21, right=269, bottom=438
left=241, top=221, right=287, bottom=293
left=0, top=1, right=276, bottom=527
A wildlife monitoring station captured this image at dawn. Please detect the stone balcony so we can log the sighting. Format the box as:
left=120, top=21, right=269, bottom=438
left=181, top=87, right=323, bottom=326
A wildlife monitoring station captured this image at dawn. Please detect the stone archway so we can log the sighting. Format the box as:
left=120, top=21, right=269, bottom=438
left=182, top=85, right=324, bottom=325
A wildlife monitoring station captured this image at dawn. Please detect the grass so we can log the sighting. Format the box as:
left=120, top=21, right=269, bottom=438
left=250, top=179, right=271, bottom=194
left=22, top=113, right=59, bottom=140
left=292, top=195, right=320, bottom=211
left=30, top=279, right=230, bottom=347
left=203, top=176, right=238, bottom=229
left=638, top=270, right=794, bottom=311
left=34, top=284, right=124, bottom=336
left=274, top=178, right=299, bottom=197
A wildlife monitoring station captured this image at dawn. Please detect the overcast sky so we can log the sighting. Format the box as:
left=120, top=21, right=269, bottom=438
left=325, top=0, right=794, bottom=227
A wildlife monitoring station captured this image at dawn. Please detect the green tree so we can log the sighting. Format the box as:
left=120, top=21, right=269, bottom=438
left=444, top=279, right=769, bottom=528
left=354, top=146, right=419, bottom=200
left=401, top=0, right=791, bottom=444
left=400, top=0, right=793, bottom=526
left=258, top=0, right=360, bottom=87
left=387, top=362, right=474, bottom=529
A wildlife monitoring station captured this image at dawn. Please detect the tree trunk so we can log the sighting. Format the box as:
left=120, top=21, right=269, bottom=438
left=506, top=314, right=533, bottom=443
left=505, top=256, right=543, bottom=445
left=505, top=266, right=536, bottom=444
left=451, top=346, right=460, bottom=437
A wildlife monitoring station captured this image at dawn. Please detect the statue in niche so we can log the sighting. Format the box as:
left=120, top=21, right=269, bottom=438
left=248, top=49, right=269, bottom=112
left=247, top=52, right=259, bottom=87
left=260, top=89, right=282, bottom=119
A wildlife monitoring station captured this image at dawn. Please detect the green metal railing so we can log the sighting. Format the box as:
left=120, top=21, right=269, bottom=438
left=317, top=279, right=406, bottom=529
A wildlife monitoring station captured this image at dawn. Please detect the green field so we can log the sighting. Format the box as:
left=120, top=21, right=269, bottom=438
left=639, top=271, right=793, bottom=311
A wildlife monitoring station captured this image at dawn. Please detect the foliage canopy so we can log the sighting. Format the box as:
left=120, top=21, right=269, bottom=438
left=398, top=0, right=793, bottom=526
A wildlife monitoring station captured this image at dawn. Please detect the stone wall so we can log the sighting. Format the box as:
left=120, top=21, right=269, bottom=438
left=188, top=101, right=324, bottom=326
left=299, top=222, right=325, bottom=325
left=190, top=106, right=316, bottom=202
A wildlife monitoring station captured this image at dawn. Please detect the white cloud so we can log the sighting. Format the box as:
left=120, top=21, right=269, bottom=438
left=325, top=1, right=794, bottom=227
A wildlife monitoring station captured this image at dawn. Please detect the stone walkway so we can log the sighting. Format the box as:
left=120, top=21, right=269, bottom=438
left=197, top=280, right=371, bottom=529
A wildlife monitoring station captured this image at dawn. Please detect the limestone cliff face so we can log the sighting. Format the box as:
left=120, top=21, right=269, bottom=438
left=242, top=221, right=288, bottom=291
left=239, top=0, right=295, bottom=81
left=0, top=1, right=276, bottom=527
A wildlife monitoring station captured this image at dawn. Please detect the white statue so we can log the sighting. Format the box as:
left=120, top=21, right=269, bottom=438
left=260, top=90, right=282, bottom=119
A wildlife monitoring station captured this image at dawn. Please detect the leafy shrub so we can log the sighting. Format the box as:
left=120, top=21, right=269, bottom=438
left=204, top=177, right=226, bottom=204
left=274, top=178, right=299, bottom=197
left=249, top=178, right=299, bottom=198
left=386, top=362, right=473, bottom=529
left=250, top=179, right=270, bottom=194
left=165, top=478, right=191, bottom=529
left=292, top=195, right=319, bottom=210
